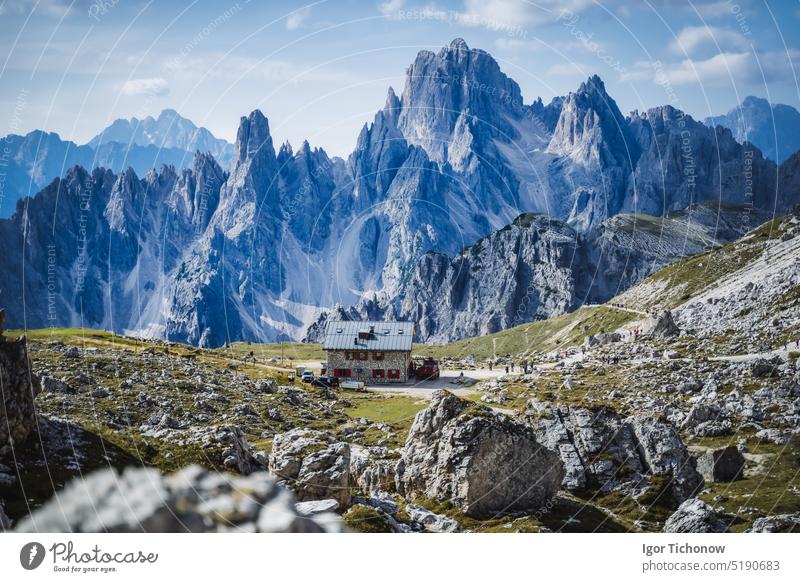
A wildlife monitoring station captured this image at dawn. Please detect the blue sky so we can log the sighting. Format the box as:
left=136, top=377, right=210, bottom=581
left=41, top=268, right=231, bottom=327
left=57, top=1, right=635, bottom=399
left=1, top=0, right=799, bottom=156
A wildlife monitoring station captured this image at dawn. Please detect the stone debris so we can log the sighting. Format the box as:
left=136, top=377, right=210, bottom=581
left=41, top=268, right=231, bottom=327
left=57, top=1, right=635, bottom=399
left=14, top=464, right=343, bottom=533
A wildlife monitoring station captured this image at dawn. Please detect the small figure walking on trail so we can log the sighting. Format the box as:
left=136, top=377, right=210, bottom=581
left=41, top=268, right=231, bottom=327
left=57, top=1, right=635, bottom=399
left=488, top=361, right=493, bottom=371
left=505, top=365, right=509, bottom=374
left=511, top=362, right=515, bottom=373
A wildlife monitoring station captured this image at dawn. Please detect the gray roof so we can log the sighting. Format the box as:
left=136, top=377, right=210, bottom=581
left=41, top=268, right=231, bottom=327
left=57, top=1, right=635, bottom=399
left=322, top=320, right=414, bottom=352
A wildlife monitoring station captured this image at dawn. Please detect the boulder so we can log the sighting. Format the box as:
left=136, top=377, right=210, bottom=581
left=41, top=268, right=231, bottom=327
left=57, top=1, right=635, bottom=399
left=748, top=514, right=800, bottom=533
left=14, top=464, right=342, bottom=532
left=349, top=445, right=397, bottom=494
left=751, top=358, right=780, bottom=378
left=630, top=415, right=704, bottom=504
left=696, top=446, right=745, bottom=483
left=295, top=499, right=340, bottom=516
left=269, top=429, right=351, bottom=507
left=646, top=310, right=680, bottom=338
left=0, top=335, right=39, bottom=458
left=663, top=498, right=731, bottom=533
left=215, top=425, right=263, bottom=475
left=531, top=405, right=702, bottom=504
left=395, top=390, right=562, bottom=517
left=405, top=503, right=460, bottom=532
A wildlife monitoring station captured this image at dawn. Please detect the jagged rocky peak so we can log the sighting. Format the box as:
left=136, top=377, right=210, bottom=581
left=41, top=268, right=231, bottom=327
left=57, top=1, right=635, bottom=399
left=548, top=74, right=637, bottom=169
left=234, top=109, right=276, bottom=165
left=397, top=38, right=525, bottom=161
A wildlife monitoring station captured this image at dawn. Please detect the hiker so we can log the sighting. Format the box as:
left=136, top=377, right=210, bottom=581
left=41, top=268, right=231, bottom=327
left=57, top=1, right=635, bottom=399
left=511, top=362, right=515, bottom=372
left=505, top=365, right=509, bottom=374
left=488, top=361, right=493, bottom=371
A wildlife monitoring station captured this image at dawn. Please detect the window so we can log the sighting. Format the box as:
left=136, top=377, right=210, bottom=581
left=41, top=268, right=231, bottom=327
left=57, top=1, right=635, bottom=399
left=387, top=369, right=400, bottom=379
left=333, top=368, right=352, bottom=378
left=372, top=369, right=385, bottom=378
left=359, top=351, right=368, bottom=360
left=344, top=351, right=352, bottom=360
left=373, top=351, right=385, bottom=361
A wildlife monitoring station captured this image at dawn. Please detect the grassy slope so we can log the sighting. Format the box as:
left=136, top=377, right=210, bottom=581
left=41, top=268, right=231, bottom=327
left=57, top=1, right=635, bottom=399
left=617, top=214, right=789, bottom=312
left=414, top=306, right=638, bottom=360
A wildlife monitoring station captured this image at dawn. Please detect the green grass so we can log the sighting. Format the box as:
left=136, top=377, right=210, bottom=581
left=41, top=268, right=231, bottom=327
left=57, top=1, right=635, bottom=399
left=342, top=505, right=395, bottom=533
left=414, top=306, right=638, bottom=361
left=221, top=341, right=325, bottom=364
left=622, top=214, right=789, bottom=312
left=344, top=394, right=426, bottom=425
left=697, top=438, right=800, bottom=532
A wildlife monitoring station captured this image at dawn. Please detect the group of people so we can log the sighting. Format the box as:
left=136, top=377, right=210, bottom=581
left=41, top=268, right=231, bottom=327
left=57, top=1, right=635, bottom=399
left=488, top=359, right=532, bottom=375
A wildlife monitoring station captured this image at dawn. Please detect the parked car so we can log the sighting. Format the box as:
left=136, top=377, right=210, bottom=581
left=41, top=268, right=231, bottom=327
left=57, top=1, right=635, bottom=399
left=311, top=375, right=340, bottom=388
left=340, top=380, right=366, bottom=392
left=415, top=357, right=440, bottom=380
left=301, top=370, right=314, bottom=383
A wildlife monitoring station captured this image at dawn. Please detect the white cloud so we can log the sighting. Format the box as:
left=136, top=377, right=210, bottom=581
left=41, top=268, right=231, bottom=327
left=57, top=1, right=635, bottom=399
left=378, top=0, right=405, bottom=16
left=622, top=49, right=798, bottom=86
left=120, top=77, right=170, bottom=96
left=0, top=0, right=72, bottom=17
left=286, top=6, right=311, bottom=30
left=459, top=0, right=595, bottom=27
left=669, top=25, right=748, bottom=56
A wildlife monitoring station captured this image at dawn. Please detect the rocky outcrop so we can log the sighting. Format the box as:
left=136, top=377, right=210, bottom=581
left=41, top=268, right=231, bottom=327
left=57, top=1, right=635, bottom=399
left=396, top=390, right=562, bottom=517
left=0, top=326, right=39, bottom=458
left=14, top=464, right=342, bottom=532
left=530, top=404, right=702, bottom=505
left=748, top=514, right=800, bottom=533
left=663, top=499, right=732, bottom=533
left=630, top=414, right=703, bottom=504
left=349, top=445, right=397, bottom=495
left=696, top=446, right=745, bottom=483
left=645, top=310, right=680, bottom=338
left=269, top=429, right=351, bottom=507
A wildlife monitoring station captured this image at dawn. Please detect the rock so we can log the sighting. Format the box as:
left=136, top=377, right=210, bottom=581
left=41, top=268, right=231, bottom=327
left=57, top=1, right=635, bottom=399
left=748, top=514, right=800, bottom=532
left=0, top=335, right=39, bottom=457
left=395, top=390, right=562, bottom=517
left=756, top=428, right=792, bottom=445
left=405, top=503, right=460, bottom=532
left=295, top=499, right=340, bottom=515
left=14, top=464, right=341, bottom=532
left=349, top=444, right=397, bottom=494
left=663, top=499, right=732, bottom=533
left=696, top=446, right=745, bottom=483
left=216, top=425, right=263, bottom=475
left=646, top=310, right=680, bottom=338
left=255, top=378, right=277, bottom=393
left=64, top=345, right=81, bottom=358
left=91, top=388, right=110, bottom=398
left=584, top=332, right=621, bottom=347
left=751, top=358, right=780, bottom=378
left=40, top=375, right=72, bottom=393
left=629, top=415, right=703, bottom=504
left=269, top=429, right=351, bottom=507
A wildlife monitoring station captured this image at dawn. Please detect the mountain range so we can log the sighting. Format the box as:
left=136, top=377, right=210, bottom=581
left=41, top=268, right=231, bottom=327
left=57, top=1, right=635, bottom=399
left=705, top=96, right=800, bottom=165
left=0, top=110, right=233, bottom=218
left=1, top=38, right=799, bottom=346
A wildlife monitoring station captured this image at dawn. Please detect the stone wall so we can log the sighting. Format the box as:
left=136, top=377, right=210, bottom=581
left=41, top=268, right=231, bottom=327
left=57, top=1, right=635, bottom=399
left=326, top=350, right=410, bottom=383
